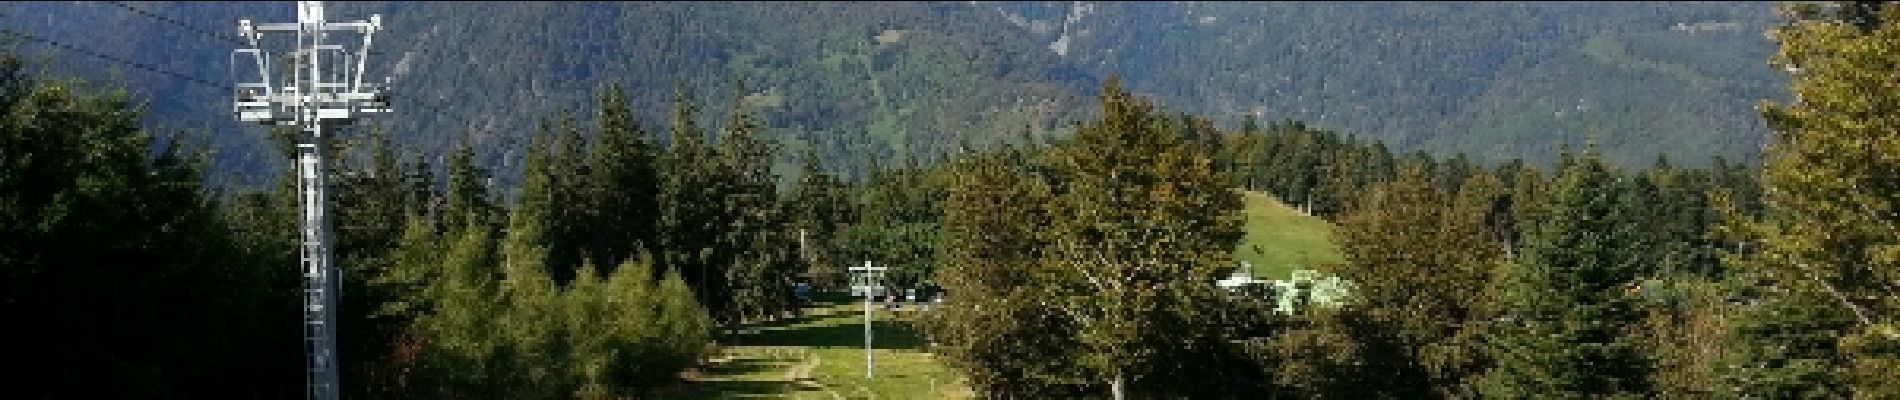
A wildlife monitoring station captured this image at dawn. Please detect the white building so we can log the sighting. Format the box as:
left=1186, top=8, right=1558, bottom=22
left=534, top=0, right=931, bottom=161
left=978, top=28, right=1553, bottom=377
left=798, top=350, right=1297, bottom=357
left=1218, top=262, right=1353, bottom=314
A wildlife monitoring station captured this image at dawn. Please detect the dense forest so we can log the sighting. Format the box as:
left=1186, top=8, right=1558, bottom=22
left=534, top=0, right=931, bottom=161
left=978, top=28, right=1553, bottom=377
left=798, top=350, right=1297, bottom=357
left=3, top=1, right=1897, bottom=399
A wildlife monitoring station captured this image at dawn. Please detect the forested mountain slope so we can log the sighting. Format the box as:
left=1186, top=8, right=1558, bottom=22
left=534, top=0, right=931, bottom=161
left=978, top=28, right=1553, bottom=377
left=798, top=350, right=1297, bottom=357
left=985, top=1, right=1782, bottom=167
left=3, top=1, right=1098, bottom=188
left=3, top=1, right=1782, bottom=188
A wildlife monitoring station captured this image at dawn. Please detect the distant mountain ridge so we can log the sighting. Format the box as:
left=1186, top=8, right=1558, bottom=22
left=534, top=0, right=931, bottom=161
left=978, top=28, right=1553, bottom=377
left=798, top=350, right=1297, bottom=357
left=2, top=1, right=1783, bottom=188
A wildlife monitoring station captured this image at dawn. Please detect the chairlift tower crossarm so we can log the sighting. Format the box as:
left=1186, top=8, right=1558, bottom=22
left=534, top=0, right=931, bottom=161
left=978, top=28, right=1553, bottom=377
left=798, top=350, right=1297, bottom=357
left=232, top=2, right=390, bottom=400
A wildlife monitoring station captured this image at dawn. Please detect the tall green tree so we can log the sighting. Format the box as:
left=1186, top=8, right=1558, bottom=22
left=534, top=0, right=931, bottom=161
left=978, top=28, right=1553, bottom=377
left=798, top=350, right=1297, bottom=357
left=330, top=126, right=431, bottom=397
left=582, top=81, right=663, bottom=274
left=1300, top=165, right=1506, bottom=398
left=929, top=142, right=1094, bottom=397
left=1481, top=149, right=1654, bottom=398
left=1040, top=76, right=1246, bottom=399
left=786, top=148, right=855, bottom=288
left=542, top=112, right=591, bottom=283
left=717, top=81, right=795, bottom=321
left=1719, top=2, right=1900, bottom=397
left=444, top=134, right=497, bottom=237
left=660, top=84, right=735, bottom=321
left=403, top=225, right=506, bottom=396
left=0, top=55, right=300, bottom=397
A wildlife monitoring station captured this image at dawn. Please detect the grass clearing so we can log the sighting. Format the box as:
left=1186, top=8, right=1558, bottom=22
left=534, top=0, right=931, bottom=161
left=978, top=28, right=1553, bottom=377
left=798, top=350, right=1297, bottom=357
left=1233, top=190, right=1342, bottom=280
left=677, top=301, right=970, bottom=399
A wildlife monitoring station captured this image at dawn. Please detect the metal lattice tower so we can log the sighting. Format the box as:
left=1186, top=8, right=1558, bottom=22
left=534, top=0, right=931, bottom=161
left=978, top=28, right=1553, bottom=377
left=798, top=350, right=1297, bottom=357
left=232, top=2, right=388, bottom=399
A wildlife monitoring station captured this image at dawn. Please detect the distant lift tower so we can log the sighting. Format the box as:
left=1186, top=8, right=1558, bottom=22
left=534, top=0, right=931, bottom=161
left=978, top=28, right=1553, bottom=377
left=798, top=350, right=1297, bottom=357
left=232, top=2, right=388, bottom=399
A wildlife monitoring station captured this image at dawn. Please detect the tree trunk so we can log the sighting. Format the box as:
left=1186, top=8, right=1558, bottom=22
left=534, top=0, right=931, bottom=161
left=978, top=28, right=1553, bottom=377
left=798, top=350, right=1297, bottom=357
left=1111, top=374, right=1126, bottom=400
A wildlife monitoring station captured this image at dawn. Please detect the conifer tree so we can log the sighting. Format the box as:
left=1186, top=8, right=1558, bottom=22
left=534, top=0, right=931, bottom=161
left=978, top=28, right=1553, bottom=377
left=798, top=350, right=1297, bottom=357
left=660, top=84, right=733, bottom=319
left=2, top=60, right=299, bottom=396
left=406, top=226, right=503, bottom=396
left=444, top=135, right=496, bottom=236
left=333, top=126, right=425, bottom=396
left=583, top=81, right=662, bottom=273
left=718, top=81, right=793, bottom=321
left=544, top=112, right=591, bottom=283
left=1481, top=150, right=1653, bottom=398
left=787, top=148, right=854, bottom=288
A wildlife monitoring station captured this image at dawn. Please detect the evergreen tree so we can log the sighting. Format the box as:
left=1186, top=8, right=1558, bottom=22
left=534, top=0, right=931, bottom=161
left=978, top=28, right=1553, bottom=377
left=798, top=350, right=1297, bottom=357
left=1, top=55, right=300, bottom=396
left=332, top=126, right=427, bottom=397
left=367, top=208, right=443, bottom=390
left=583, top=81, right=662, bottom=273
left=1493, top=158, right=1548, bottom=260
left=404, top=220, right=504, bottom=396
left=544, top=112, right=591, bottom=283
left=1481, top=150, right=1654, bottom=398
left=717, top=81, right=793, bottom=321
left=659, top=84, right=733, bottom=321
left=444, top=135, right=496, bottom=236
left=787, top=148, right=855, bottom=288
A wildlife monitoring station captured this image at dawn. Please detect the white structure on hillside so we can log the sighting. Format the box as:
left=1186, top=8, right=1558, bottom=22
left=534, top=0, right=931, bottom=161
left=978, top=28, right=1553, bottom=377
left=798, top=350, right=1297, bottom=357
left=1217, top=262, right=1353, bottom=314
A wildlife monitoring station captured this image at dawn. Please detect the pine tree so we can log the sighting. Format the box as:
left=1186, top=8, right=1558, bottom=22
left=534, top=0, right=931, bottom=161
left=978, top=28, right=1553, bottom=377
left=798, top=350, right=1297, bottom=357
left=787, top=149, right=853, bottom=288
left=583, top=81, right=662, bottom=273
left=1481, top=150, right=1653, bottom=398
left=1493, top=158, right=1547, bottom=261
left=332, top=126, right=424, bottom=397
left=444, top=135, right=496, bottom=236
left=544, top=112, right=591, bottom=283
left=369, top=209, right=443, bottom=388
left=2, top=62, right=301, bottom=396
left=717, top=81, right=792, bottom=322
left=406, top=223, right=504, bottom=396
left=659, top=84, right=731, bottom=320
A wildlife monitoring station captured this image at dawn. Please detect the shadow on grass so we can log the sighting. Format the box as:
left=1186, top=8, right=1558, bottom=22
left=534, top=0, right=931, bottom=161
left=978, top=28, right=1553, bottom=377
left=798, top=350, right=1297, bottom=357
left=726, top=310, right=932, bottom=350
left=683, top=380, right=802, bottom=398
left=700, top=358, right=790, bottom=377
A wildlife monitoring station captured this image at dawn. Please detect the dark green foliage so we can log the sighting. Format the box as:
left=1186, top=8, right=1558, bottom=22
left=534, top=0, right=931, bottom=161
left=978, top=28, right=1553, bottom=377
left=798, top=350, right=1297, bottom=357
left=444, top=135, right=498, bottom=236
left=1216, top=119, right=1404, bottom=220
left=785, top=148, right=856, bottom=288
left=715, top=84, right=797, bottom=322
left=834, top=156, right=947, bottom=290
left=1290, top=166, right=1507, bottom=399
left=509, top=82, right=665, bottom=285
left=578, top=82, right=663, bottom=274
left=331, top=126, right=443, bottom=397
left=0, top=53, right=299, bottom=397
left=364, top=134, right=713, bottom=397
left=1481, top=149, right=1654, bottom=398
